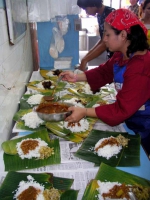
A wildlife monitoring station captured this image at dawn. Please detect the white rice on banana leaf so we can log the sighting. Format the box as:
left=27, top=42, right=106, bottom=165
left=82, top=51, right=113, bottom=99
left=16, top=138, right=54, bottom=159
left=13, top=175, right=60, bottom=200
left=63, top=118, right=89, bottom=132
left=21, top=112, right=44, bottom=129
left=27, top=94, right=44, bottom=105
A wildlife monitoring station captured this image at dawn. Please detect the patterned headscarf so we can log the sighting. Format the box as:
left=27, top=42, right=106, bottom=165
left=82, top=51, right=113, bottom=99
left=105, top=8, right=147, bottom=36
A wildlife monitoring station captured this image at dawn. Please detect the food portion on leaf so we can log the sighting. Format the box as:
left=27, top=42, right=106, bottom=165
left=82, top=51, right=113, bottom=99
left=82, top=180, right=150, bottom=200
left=13, top=109, right=46, bottom=131
left=94, top=134, right=129, bottom=160
left=67, top=83, right=116, bottom=106
left=2, top=130, right=61, bottom=171
left=62, top=97, right=85, bottom=107
left=26, top=94, right=44, bottom=106
left=96, top=181, right=147, bottom=200
left=21, top=111, right=45, bottom=129
left=40, top=69, right=63, bottom=80
left=16, top=138, right=54, bottom=159
left=63, top=119, right=90, bottom=133
left=82, top=163, right=150, bottom=200
left=96, top=164, right=150, bottom=200
left=46, top=118, right=97, bottom=143
left=75, top=130, right=140, bottom=167
left=0, top=171, right=78, bottom=200
left=27, top=80, right=66, bottom=95
left=68, top=82, right=113, bottom=96
left=40, top=80, right=54, bottom=89
left=75, top=82, right=93, bottom=95
left=13, top=175, right=60, bottom=200
left=60, top=93, right=105, bottom=108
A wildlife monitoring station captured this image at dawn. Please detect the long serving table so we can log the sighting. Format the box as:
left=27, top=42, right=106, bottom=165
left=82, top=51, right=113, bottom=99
left=0, top=70, right=150, bottom=200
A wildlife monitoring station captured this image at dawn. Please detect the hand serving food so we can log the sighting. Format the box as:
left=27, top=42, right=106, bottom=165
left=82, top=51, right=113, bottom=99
left=60, top=71, right=77, bottom=83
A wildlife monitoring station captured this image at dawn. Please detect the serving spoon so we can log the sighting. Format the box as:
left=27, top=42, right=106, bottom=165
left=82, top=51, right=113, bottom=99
left=128, top=192, right=137, bottom=200
left=43, top=75, right=63, bottom=101
left=106, top=192, right=137, bottom=200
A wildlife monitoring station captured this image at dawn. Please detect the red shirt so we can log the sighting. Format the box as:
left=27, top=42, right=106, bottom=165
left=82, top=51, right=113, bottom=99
left=85, top=51, right=150, bottom=126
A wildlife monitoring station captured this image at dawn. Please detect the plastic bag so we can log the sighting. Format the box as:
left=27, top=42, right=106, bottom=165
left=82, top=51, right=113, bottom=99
left=57, top=17, right=69, bottom=36
left=52, top=27, right=65, bottom=53
left=49, top=34, right=58, bottom=58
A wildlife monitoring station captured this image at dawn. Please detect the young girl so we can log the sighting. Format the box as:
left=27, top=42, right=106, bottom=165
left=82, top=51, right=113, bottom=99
left=60, top=9, right=150, bottom=151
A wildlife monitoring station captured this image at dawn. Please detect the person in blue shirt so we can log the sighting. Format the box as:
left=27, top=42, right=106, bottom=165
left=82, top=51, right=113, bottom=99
left=77, top=0, right=115, bottom=71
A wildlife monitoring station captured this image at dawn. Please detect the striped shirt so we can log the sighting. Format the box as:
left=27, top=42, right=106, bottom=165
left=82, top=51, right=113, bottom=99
left=128, top=4, right=139, bottom=17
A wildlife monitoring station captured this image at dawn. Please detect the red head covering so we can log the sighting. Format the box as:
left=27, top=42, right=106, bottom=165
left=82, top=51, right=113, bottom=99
left=105, top=8, right=147, bottom=36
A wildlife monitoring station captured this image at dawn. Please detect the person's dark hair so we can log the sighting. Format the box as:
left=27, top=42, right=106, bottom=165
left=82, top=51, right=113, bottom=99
left=143, top=0, right=150, bottom=10
left=111, top=25, right=149, bottom=57
left=77, top=0, right=103, bottom=9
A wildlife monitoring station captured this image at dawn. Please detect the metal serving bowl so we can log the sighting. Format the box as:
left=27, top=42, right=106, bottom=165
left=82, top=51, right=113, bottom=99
left=33, top=102, right=73, bottom=122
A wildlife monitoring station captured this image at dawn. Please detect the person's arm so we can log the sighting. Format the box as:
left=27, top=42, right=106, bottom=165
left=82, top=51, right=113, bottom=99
left=95, top=59, right=150, bottom=126
left=79, top=40, right=107, bottom=71
left=66, top=58, right=150, bottom=125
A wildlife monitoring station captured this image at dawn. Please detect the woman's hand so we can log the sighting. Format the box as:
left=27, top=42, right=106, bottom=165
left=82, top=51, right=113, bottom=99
left=65, top=106, right=86, bottom=123
left=60, top=71, right=76, bottom=83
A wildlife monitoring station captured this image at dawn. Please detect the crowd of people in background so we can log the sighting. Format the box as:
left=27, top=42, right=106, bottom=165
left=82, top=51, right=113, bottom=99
left=129, top=0, right=150, bottom=23
left=140, top=0, right=150, bottom=45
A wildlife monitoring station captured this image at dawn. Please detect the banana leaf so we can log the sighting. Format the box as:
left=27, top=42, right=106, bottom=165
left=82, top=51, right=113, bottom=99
left=20, top=94, right=36, bottom=109
left=15, top=121, right=46, bottom=131
left=27, top=80, right=66, bottom=95
left=60, top=189, right=79, bottom=200
left=60, top=93, right=105, bottom=108
left=75, top=130, right=140, bottom=167
left=99, top=86, right=116, bottom=95
left=60, top=94, right=88, bottom=106
left=46, top=125, right=84, bottom=143
left=0, top=171, right=78, bottom=200
left=13, top=108, right=33, bottom=121
left=96, top=163, right=150, bottom=186
left=2, top=129, right=61, bottom=171
left=46, top=118, right=98, bottom=143
left=68, top=84, right=117, bottom=100
left=0, top=171, right=53, bottom=199
left=67, top=87, right=92, bottom=98
left=53, top=177, right=74, bottom=190
left=82, top=163, right=150, bottom=200
left=13, top=109, right=46, bottom=131
left=40, top=69, right=58, bottom=80
left=82, top=180, right=99, bottom=200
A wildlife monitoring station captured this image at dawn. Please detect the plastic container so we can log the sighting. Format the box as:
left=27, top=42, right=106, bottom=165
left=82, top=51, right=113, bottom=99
left=54, top=57, right=72, bottom=69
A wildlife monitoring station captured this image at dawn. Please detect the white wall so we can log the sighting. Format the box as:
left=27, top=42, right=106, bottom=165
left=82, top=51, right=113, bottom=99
left=0, top=9, right=33, bottom=148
